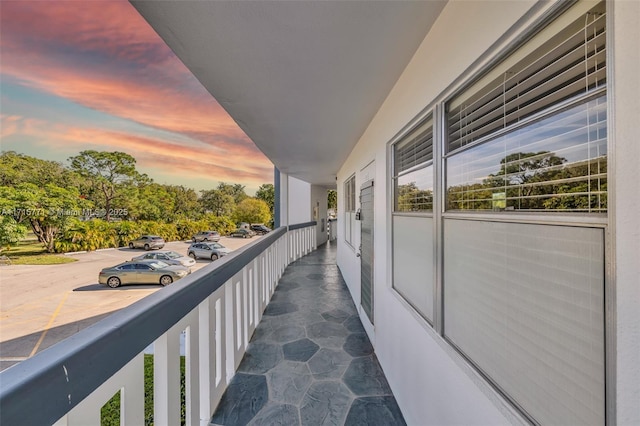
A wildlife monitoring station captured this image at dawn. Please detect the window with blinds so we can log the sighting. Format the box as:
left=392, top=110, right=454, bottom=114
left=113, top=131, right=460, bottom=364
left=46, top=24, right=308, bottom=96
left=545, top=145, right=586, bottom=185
left=445, top=1, right=606, bottom=213
left=344, top=175, right=356, bottom=246
left=393, top=116, right=434, bottom=212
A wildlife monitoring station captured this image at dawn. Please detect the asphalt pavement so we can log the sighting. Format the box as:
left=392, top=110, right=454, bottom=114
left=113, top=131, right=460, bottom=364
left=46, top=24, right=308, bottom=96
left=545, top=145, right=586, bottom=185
left=0, top=236, right=257, bottom=371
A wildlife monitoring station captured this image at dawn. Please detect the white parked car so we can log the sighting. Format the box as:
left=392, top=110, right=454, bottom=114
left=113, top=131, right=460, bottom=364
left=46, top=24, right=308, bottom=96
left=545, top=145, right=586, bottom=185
left=188, top=242, right=231, bottom=261
left=132, top=251, right=196, bottom=269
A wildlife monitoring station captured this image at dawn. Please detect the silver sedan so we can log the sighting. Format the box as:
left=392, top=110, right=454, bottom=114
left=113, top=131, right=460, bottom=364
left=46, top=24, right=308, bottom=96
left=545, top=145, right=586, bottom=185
left=187, top=242, right=231, bottom=261
left=99, top=260, right=190, bottom=288
left=132, top=251, right=196, bottom=269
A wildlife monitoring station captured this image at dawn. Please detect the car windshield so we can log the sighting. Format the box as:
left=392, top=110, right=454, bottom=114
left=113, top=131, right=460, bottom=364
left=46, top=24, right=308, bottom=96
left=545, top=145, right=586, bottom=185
left=151, top=236, right=163, bottom=240
left=148, top=261, right=169, bottom=269
left=210, top=243, right=224, bottom=249
left=165, top=252, right=181, bottom=259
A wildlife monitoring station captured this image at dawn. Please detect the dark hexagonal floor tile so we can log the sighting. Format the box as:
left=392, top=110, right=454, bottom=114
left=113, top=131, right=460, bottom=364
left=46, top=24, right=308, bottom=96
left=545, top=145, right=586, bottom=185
left=321, top=308, right=350, bottom=323
left=210, top=373, right=268, bottom=426
left=271, top=324, right=306, bottom=343
left=266, top=361, right=313, bottom=405
left=306, top=321, right=348, bottom=339
left=344, top=396, right=406, bottom=426
left=264, top=302, right=298, bottom=316
left=308, top=348, right=351, bottom=380
left=283, top=338, right=319, bottom=362
left=248, top=402, right=300, bottom=426
left=306, top=273, right=325, bottom=280
left=300, top=381, right=352, bottom=426
left=343, top=315, right=366, bottom=333
left=343, top=355, right=392, bottom=396
left=238, top=342, right=282, bottom=374
left=343, top=333, right=373, bottom=357
left=277, top=280, right=300, bottom=291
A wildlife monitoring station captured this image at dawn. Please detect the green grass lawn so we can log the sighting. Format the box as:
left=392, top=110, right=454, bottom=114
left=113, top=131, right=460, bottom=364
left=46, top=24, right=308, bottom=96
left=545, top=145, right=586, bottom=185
left=1, top=236, right=76, bottom=265
left=101, top=354, right=186, bottom=426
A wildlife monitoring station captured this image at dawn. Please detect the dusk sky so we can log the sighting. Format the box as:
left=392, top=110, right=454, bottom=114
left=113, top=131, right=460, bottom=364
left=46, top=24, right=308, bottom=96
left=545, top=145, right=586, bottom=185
left=0, top=1, right=273, bottom=194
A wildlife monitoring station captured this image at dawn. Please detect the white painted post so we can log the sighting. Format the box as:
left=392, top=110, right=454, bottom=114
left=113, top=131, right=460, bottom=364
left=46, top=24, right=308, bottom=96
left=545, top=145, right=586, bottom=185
left=154, top=326, right=181, bottom=426
left=184, top=311, right=200, bottom=426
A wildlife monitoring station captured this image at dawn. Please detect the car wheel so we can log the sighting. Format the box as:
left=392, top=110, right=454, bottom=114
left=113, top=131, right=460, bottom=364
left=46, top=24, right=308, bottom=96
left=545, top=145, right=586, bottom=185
left=129, top=243, right=134, bottom=249
left=211, top=254, right=219, bottom=261
left=189, top=252, right=196, bottom=259
left=107, top=277, right=121, bottom=288
left=144, top=244, right=150, bottom=251
left=160, top=275, right=173, bottom=286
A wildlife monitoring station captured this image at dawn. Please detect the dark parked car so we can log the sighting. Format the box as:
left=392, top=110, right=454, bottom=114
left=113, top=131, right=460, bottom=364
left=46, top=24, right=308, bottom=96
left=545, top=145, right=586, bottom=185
left=129, top=235, right=165, bottom=250
left=99, top=260, right=190, bottom=288
left=192, top=231, right=221, bottom=242
left=250, top=224, right=271, bottom=235
left=230, top=228, right=254, bottom=238
left=188, top=242, right=231, bottom=260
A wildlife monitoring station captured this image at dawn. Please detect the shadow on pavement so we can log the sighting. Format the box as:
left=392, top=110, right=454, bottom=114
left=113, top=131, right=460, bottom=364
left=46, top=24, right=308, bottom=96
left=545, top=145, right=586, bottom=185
left=73, top=283, right=162, bottom=291
left=0, top=310, right=119, bottom=372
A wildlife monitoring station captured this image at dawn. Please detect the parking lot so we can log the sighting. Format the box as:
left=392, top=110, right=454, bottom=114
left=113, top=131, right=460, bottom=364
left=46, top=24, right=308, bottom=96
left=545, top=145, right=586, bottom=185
left=0, top=236, right=258, bottom=371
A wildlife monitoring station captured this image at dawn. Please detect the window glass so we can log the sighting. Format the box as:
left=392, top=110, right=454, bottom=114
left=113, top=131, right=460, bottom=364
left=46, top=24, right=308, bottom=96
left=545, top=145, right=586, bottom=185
left=395, top=166, right=434, bottom=212
left=393, top=116, right=433, bottom=212
left=447, top=95, right=606, bottom=212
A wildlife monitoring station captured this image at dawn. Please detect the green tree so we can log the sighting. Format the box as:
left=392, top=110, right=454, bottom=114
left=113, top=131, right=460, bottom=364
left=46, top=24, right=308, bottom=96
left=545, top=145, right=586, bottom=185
left=255, top=183, right=274, bottom=219
left=68, top=151, right=138, bottom=221
left=217, top=182, right=248, bottom=204
left=0, top=216, right=27, bottom=252
left=166, top=185, right=201, bottom=220
left=1, top=151, right=82, bottom=189
left=1, top=183, right=90, bottom=252
left=232, top=198, right=271, bottom=225
left=327, top=189, right=337, bottom=211
left=199, top=189, right=235, bottom=217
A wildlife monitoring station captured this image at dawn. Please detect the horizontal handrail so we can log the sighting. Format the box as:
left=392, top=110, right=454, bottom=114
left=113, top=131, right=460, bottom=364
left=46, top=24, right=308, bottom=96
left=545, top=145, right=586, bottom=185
left=288, top=220, right=317, bottom=231
left=0, top=226, right=296, bottom=425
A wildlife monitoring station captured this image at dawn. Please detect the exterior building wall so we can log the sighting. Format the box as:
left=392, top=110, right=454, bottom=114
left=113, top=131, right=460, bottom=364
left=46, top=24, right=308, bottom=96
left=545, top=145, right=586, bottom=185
left=611, top=1, right=640, bottom=423
left=310, top=185, right=328, bottom=246
left=278, top=173, right=313, bottom=227
left=338, top=0, right=639, bottom=424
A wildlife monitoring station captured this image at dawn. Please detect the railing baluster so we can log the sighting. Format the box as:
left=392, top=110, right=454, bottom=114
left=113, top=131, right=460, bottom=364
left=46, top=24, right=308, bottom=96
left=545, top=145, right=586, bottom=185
left=1, top=225, right=315, bottom=425
left=154, top=325, right=181, bottom=426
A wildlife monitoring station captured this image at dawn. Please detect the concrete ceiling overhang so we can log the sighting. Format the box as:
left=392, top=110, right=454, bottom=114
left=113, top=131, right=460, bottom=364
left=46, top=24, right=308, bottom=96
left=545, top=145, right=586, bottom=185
left=131, top=1, right=446, bottom=186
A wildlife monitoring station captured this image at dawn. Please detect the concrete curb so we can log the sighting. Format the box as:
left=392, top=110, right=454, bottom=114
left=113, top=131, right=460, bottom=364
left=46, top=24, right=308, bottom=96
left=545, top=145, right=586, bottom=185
left=64, top=251, right=88, bottom=255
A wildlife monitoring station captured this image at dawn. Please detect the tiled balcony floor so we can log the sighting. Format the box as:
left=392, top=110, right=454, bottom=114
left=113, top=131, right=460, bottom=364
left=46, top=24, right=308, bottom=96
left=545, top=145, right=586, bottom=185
left=211, top=241, right=406, bottom=426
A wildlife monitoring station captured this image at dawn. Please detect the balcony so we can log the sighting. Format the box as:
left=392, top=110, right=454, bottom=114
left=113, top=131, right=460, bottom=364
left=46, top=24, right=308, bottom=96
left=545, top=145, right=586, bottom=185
left=0, top=222, right=403, bottom=425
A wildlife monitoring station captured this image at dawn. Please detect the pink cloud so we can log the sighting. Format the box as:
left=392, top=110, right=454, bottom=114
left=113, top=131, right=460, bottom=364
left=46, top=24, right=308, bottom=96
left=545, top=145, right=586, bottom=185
left=6, top=117, right=273, bottom=187
left=0, top=0, right=272, bottom=182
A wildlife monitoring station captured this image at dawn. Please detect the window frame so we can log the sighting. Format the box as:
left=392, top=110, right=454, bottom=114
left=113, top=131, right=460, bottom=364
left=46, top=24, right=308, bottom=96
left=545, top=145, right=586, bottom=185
left=384, top=1, right=611, bottom=424
left=344, top=174, right=356, bottom=247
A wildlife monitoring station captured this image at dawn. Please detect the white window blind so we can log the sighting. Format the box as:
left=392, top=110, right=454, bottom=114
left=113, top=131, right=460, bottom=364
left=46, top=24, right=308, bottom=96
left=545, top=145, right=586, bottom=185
left=444, top=219, right=604, bottom=425
left=393, top=116, right=434, bottom=212
left=447, top=1, right=606, bottom=153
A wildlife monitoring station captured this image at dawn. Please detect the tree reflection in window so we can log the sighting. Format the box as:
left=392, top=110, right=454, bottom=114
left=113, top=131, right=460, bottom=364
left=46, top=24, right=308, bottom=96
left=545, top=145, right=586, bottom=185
left=446, top=95, right=607, bottom=213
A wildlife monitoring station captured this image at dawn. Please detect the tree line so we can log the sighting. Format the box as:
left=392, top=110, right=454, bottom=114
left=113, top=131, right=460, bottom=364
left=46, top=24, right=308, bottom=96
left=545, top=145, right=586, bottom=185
left=397, top=151, right=607, bottom=212
left=0, top=150, right=274, bottom=252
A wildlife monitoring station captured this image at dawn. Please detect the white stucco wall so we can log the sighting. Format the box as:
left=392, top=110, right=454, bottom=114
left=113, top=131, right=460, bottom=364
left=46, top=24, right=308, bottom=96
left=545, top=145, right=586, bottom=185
left=335, top=0, right=640, bottom=424
left=310, top=185, right=328, bottom=246
left=286, top=176, right=311, bottom=225
left=612, top=1, right=640, bottom=424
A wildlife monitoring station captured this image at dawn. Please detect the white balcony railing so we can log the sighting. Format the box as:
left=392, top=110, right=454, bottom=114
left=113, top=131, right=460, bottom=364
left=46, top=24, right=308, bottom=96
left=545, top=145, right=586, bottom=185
left=0, top=222, right=317, bottom=426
